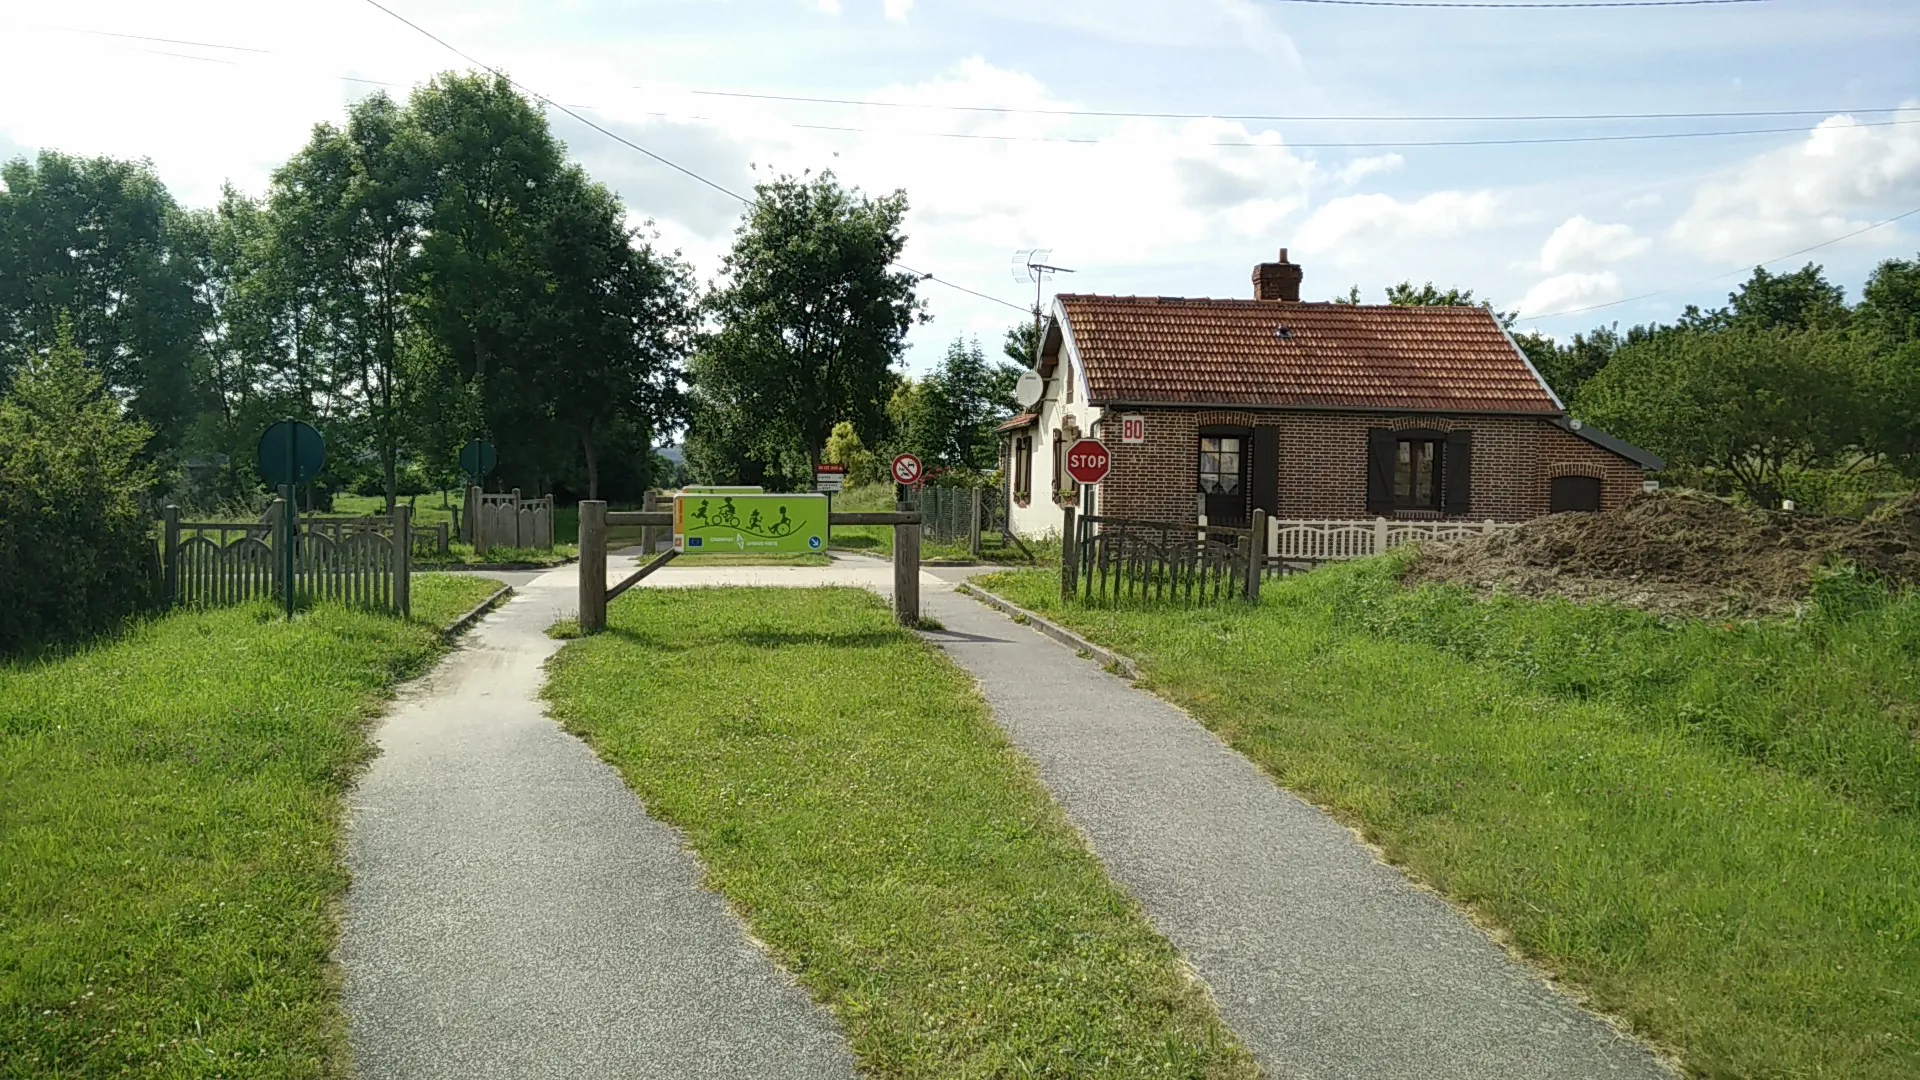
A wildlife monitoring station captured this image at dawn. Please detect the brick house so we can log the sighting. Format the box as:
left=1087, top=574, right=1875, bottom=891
left=999, top=249, right=1660, bottom=537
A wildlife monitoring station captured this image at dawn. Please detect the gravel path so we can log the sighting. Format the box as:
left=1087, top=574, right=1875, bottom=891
left=337, top=558, right=855, bottom=1080
left=917, top=585, right=1674, bottom=1080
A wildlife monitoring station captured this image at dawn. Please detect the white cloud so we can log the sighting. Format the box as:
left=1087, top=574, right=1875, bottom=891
left=1336, top=154, right=1403, bottom=186
left=817, top=0, right=843, bottom=13
left=1624, top=192, right=1662, bottom=212
left=1517, top=271, right=1621, bottom=318
left=884, top=0, right=913, bottom=18
left=1291, top=190, right=1497, bottom=266
left=1538, top=215, right=1649, bottom=273
left=1669, top=105, right=1920, bottom=262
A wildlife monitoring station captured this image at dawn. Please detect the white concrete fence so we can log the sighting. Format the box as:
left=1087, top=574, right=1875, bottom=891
left=1196, top=515, right=1516, bottom=564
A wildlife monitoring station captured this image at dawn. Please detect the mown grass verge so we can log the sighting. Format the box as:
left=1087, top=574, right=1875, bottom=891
left=542, top=587, right=1257, bottom=1078
left=975, top=559, right=1920, bottom=1079
left=0, top=574, right=504, bottom=1078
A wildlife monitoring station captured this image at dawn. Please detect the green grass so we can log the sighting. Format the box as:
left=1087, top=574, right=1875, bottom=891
left=974, top=560, right=1920, bottom=1079
left=542, top=588, right=1258, bottom=1078
left=0, top=574, right=503, bottom=1078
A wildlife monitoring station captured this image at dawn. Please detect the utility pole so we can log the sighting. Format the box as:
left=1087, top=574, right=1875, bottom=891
left=1013, top=250, right=1075, bottom=365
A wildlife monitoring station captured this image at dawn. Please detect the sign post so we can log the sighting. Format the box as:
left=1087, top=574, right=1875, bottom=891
left=459, top=438, right=497, bottom=485
left=815, top=464, right=847, bottom=544
left=257, top=419, right=325, bottom=620
left=890, top=453, right=922, bottom=509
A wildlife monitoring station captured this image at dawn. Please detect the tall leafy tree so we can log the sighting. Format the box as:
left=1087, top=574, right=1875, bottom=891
left=409, top=71, right=565, bottom=474
left=1575, top=327, right=1880, bottom=507
left=269, top=93, right=428, bottom=508
left=692, top=172, right=923, bottom=480
left=1858, top=253, right=1920, bottom=343
left=0, top=151, right=203, bottom=452
left=532, top=169, right=695, bottom=499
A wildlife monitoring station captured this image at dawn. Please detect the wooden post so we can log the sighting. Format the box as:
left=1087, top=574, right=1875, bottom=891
left=162, top=505, right=180, bottom=607
left=437, top=522, right=449, bottom=555
left=968, top=487, right=983, bottom=558
left=1374, top=516, right=1390, bottom=556
left=893, top=521, right=921, bottom=625
left=470, top=485, right=487, bottom=556
left=641, top=490, right=658, bottom=554
left=511, top=487, right=523, bottom=546
left=1246, top=508, right=1266, bottom=602
left=1060, top=504, right=1078, bottom=604
left=579, top=499, right=608, bottom=633
left=392, top=504, right=411, bottom=617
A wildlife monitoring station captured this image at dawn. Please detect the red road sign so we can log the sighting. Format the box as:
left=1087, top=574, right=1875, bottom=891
left=890, top=453, right=923, bottom=486
left=1064, top=438, right=1111, bottom=485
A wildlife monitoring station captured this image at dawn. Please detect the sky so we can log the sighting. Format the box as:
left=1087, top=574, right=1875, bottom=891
left=2, top=0, right=1918, bottom=372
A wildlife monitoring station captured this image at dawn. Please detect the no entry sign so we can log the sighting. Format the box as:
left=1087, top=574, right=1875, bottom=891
left=1064, top=438, right=1111, bottom=485
left=891, top=453, right=923, bottom=486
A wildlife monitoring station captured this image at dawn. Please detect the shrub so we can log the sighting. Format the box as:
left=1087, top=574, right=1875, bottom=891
left=0, top=323, right=161, bottom=656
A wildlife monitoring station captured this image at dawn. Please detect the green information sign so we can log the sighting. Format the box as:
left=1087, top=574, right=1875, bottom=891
left=675, top=493, right=827, bottom=555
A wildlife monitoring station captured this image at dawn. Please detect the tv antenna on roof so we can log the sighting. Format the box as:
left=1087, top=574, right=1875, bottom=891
left=1012, top=249, right=1075, bottom=365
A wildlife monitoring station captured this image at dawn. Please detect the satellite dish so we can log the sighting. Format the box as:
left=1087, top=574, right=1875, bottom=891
left=1015, top=370, right=1044, bottom=408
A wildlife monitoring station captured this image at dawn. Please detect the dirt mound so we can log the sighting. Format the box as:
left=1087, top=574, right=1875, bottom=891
left=1404, top=490, right=1920, bottom=617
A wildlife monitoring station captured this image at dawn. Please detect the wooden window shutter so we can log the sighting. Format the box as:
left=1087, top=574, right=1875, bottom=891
left=1252, top=426, right=1280, bottom=516
left=1445, top=429, right=1473, bottom=515
left=1365, top=429, right=1395, bottom=515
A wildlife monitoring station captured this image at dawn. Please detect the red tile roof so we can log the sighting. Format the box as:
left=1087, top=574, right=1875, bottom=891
left=994, top=412, right=1038, bottom=433
left=1056, top=296, right=1561, bottom=414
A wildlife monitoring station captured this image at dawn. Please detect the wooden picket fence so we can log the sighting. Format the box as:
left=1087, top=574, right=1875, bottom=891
left=1064, top=511, right=1254, bottom=607
left=462, top=487, right=555, bottom=554
left=1062, top=509, right=1518, bottom=607
left=163, top=501, right=411, bottom=615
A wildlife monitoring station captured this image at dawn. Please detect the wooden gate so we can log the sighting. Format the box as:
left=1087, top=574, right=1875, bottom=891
left=465, top=488, right=555, bottom=554
left=162, top=501, right=411, bottom=615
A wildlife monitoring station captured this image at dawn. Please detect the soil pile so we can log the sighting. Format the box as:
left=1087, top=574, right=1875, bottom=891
left=1404, top=491, right=1920, bottom=617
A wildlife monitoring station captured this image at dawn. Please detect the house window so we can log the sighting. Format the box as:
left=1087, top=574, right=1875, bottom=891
left=1394, top=437, right=1442, bottom=511
left=1051, top=430, right=1077, bottom=501
left=1198, top=436, right=1242, bottom=495
left=1013, top=435, right=1033, bottom=501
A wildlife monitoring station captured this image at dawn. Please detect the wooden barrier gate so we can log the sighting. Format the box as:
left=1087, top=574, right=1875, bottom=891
left=574, top=501, right=923, bottom=632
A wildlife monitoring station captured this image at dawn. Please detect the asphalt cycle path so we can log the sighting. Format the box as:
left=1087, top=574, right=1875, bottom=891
left=914, top=581, right=1674, bottom=1080
left=337, top=557, right=855, bottom=1080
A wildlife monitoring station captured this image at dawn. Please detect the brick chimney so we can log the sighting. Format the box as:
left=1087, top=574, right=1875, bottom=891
left=1252, top=248, right=1303, bottom=302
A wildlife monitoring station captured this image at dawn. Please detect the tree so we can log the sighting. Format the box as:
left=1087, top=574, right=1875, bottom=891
left=0, top=151, right=206, bottom=454
left=1337, top=280, right=1517, bottom=327
left=824, top=420, right=881, bottom=487
left=532, top=171, right=694, bottom=499
left=1858, top=253, right=1920, bottom=343
left=692, top=172, right=923, bottom=481
left=1575, top=327, right=1879, bottom=508
left=408, top=72, right=569, bottom=484
left=1004, top=311, right=1042, bottom=371
left=913, top=337, right=1023, bottom=472
left=268, top=93, right=429, bottom=508
left=1725, top=263, right=1851, bottom=331
left=0, top=320, right=159, bottom=654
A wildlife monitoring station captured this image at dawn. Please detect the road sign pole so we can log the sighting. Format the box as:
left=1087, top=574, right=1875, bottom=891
left=283, top=421, right=296, bottom=620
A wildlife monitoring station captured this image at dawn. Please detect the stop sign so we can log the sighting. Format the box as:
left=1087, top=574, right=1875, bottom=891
left=1064, top=438, right=1111, bottom=484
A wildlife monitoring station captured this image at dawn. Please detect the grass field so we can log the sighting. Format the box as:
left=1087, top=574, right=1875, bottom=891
left=974, top=558, right=1920, bottom=1079
left=543, top=587, right=1258, bottom=1078
left=323, top=493, right=577, bottom=568
left=0, top=574, right=503, bottom=1078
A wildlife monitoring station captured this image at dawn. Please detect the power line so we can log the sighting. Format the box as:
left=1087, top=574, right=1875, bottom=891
left=25, top=23, right=274, bottom=53
left=357, top=0, right=1030, bottom=314
left=683, top=88, right=1899, bottom=125
left=740, top=116, right=1920, bottom=151
left=1532, top=205, right=1920, bottom=320
left=1269, top=0, right=1769, bottom=7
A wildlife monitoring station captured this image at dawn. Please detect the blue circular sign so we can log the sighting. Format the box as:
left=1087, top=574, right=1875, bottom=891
left=257, top=420, right=326, bottom=486
left=808, top=535, right=823, bottom=550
